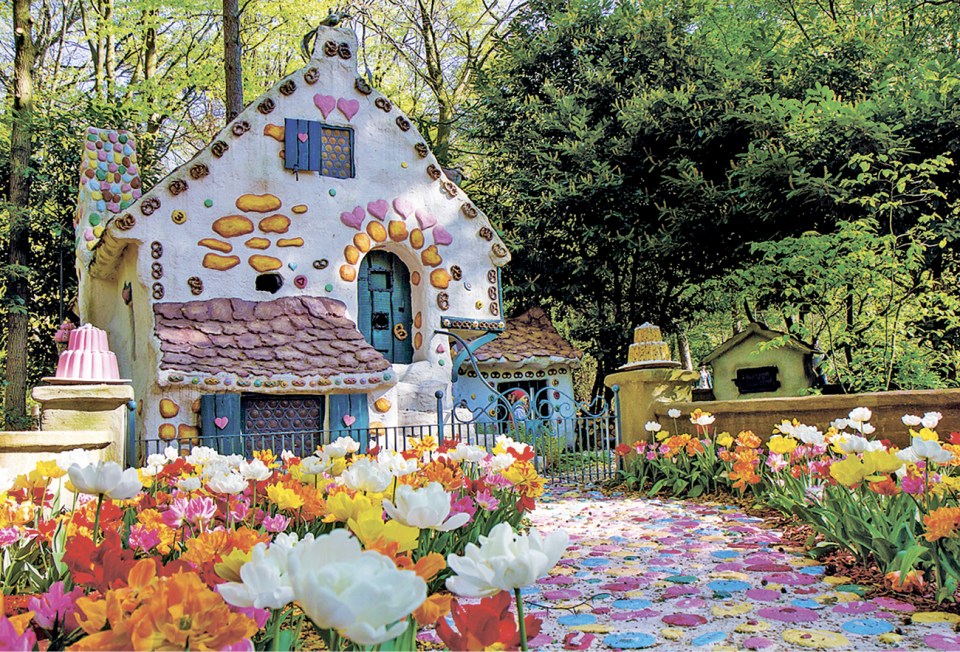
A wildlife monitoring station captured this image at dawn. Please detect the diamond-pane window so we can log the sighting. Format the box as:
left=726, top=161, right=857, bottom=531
left=284, top=119, right=354, bottom=179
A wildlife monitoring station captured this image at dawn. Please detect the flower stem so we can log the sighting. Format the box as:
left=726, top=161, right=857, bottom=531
left=92, top=493, right=104, bottom=542
left=514, top=588, right=528, bottom=651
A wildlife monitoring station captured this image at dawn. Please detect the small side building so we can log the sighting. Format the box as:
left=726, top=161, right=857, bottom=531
left=702, top=322, right=819, bottom=401
left=452, top=308, right=581, bottom=439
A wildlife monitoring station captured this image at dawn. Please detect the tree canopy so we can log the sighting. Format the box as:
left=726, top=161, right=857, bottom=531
left=467, top=0, right=960, bottom=393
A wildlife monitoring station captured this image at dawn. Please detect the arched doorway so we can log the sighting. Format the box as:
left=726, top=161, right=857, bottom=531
left=357, top=250, right=414, bottom=364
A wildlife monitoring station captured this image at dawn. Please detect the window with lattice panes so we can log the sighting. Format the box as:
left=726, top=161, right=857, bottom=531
left=284, top=119, right=354, bottom=179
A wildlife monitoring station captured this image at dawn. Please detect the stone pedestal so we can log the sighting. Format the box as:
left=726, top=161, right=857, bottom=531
left=31, top=384, right=134, bottom=463
left=605, top=368, right=698, bottom=446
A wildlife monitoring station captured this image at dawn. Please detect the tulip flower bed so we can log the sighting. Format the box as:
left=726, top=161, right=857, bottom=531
left=0, top=435, right=568, bottom=650
left=618, top=408, right=960, bottom=603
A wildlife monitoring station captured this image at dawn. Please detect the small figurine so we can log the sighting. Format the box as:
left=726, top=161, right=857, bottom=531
left=698, top=365, right=713, bottom=390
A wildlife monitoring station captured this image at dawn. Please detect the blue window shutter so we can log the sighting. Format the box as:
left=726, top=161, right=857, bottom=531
left=283, top=119, right=298, bottom=170
left=308, top=120, right=322, bottom=171
left=200, top=394, right=242, bottom=454
left=296, top=119, right=310, bottom=171
left=328, top=393, right=370, bottom=452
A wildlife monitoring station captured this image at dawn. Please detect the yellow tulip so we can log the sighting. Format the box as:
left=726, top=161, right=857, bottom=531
left=716, top=433, right=734, bottom=448
left=214, top=547, right=252, bottom=582
left=348, top=507, right=420, bottom=552
left=767, top=436, right=798, bottom=455
left=266, top=484, right=304, bottom=511
left=911, top=428, right=939, bottom=442
left=34, top=459, right=67, bottom=480
left=862, top=450, right=903, bottom=475
left=829, top=456, right=868, bottom=487
left=323, top=491, right=374, bottom=523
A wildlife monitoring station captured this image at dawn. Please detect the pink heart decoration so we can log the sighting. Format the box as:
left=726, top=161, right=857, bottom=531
left=415, top=210, right=437, bottom=230
left=392, top=198, right=415, bottom=219
left=83, top=228, right=95, bottom=242
left=297, top=132, right=309, bottom=143
left=342, top=414, right=356, bottom=426
left=313, top=94, right=336, bottom=118
left=436, top=344, right=446, bottom=353
left=214, top=417, right=229, bottom=429
left=366, top=199, right=389, bottom=221
left=433, top=225, right=453, bottom=246
left=337, top=98, right=360, bottom=121
left=340, top=206, right=365, bottom=230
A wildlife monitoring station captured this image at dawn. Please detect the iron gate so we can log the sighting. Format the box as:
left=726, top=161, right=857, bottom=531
left=440, top=330, right=622, bottom=484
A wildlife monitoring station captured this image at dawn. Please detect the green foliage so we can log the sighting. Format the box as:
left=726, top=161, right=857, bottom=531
left=468, top=0, right=960, bottom=392
left=0, top=102, right=157, bottom=391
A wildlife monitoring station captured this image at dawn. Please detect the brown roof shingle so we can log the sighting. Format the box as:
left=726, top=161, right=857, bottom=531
left=470, top=308, right=581, bottom=366
left=153, top=296, right=391, bottom=382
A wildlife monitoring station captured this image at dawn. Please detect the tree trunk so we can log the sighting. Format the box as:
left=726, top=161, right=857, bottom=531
left=223, top=0, right=243, bottom=122
left=5, top=0, right=37, bottom=426
left=677, top=331, right=694, bottom=371
left=103, top=0, right=115, bottom=99
left=143, top=14, right=162, bottom=134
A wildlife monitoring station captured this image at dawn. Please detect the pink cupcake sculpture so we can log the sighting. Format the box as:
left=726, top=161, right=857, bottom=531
left=49, top=323, right=125, bottom=383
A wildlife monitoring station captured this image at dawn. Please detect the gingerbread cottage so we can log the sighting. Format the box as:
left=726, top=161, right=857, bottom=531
left=73, top=24, right=510, bottom=459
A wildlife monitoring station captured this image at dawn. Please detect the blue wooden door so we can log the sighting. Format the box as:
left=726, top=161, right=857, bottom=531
left=200, top=394, right=243, bottom=455
left=328, top=393, right=370, bottom=452
left=358, top=251, right=413, bottom=364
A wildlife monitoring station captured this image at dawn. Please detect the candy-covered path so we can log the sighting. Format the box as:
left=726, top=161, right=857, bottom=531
left=514, top=484, right=960, bottom=651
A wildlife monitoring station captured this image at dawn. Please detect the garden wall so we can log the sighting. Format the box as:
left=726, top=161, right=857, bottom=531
left=654, top=388, right=960, bottom=449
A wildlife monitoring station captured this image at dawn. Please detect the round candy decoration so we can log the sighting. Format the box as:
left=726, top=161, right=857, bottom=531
left=781, top=629, right=850, bottom=649
left=841, top=619, right=893, bottom=636
left=171, top=209, right=187, bottom=224
left=602, top=633, right=657, bottom=649
left=294, top=275, right=308, bottom=289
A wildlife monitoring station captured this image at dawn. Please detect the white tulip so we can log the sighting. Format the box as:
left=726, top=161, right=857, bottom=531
left=487, top=453, right=516, bottom=473
left=219, top=541, right=296, bottom=609
left=383, top=482, right=469, bottom=531
left=912, top=437, right=955, bottom=464
left=238, top=459, right=272, bottom=482
left=300, top=454, right=333, bottom=475
left=146, top=453, right=169, bottom=469
left=287, top=530, right=426, bottom=646
left=185, top=446, right=219, bottom=466
left=793, top=424, right=825, bottom=446
left=831, top=418, right=849, bottom=431
left=848, top=407, right=872, bottom=424
left=280, top=449, right=296, bottom=462
left=68, top=461, right=142, bottom=500
left=177, top=476, right=201, bottom=492
left=446, top=522, right=569, bottom=597
left=775, top=420, right=796, bottom=436
left=902, top=414, right=923, bottom=427
left=325, top=437, right=361, bottom=458
left=838, top=435, right=884, bottom=454
left=691, top=413, right=716, bottom=426
left=859, top=423, right=876, bottom=435
left=644, top=421, right=662, bottom=433
left=922, top=412, right=943, bottom=429
left=56, top=448, right=90, bottom=473
left=447, top=443, right=487, bottom=464
left=206, top=471, right=247, bottom=495
left=377, top=450, right=419, bottom=477
left=667, top=409, right=682, bottom=419
left=342, top=458, right=392, bottom=493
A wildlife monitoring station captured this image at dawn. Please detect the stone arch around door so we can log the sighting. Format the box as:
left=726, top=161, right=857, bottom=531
left=357, top=250, right=414, bottom=364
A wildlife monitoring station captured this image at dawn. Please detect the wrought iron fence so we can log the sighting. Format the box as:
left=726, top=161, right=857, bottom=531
left=138, top=333, right=622, bottom=484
